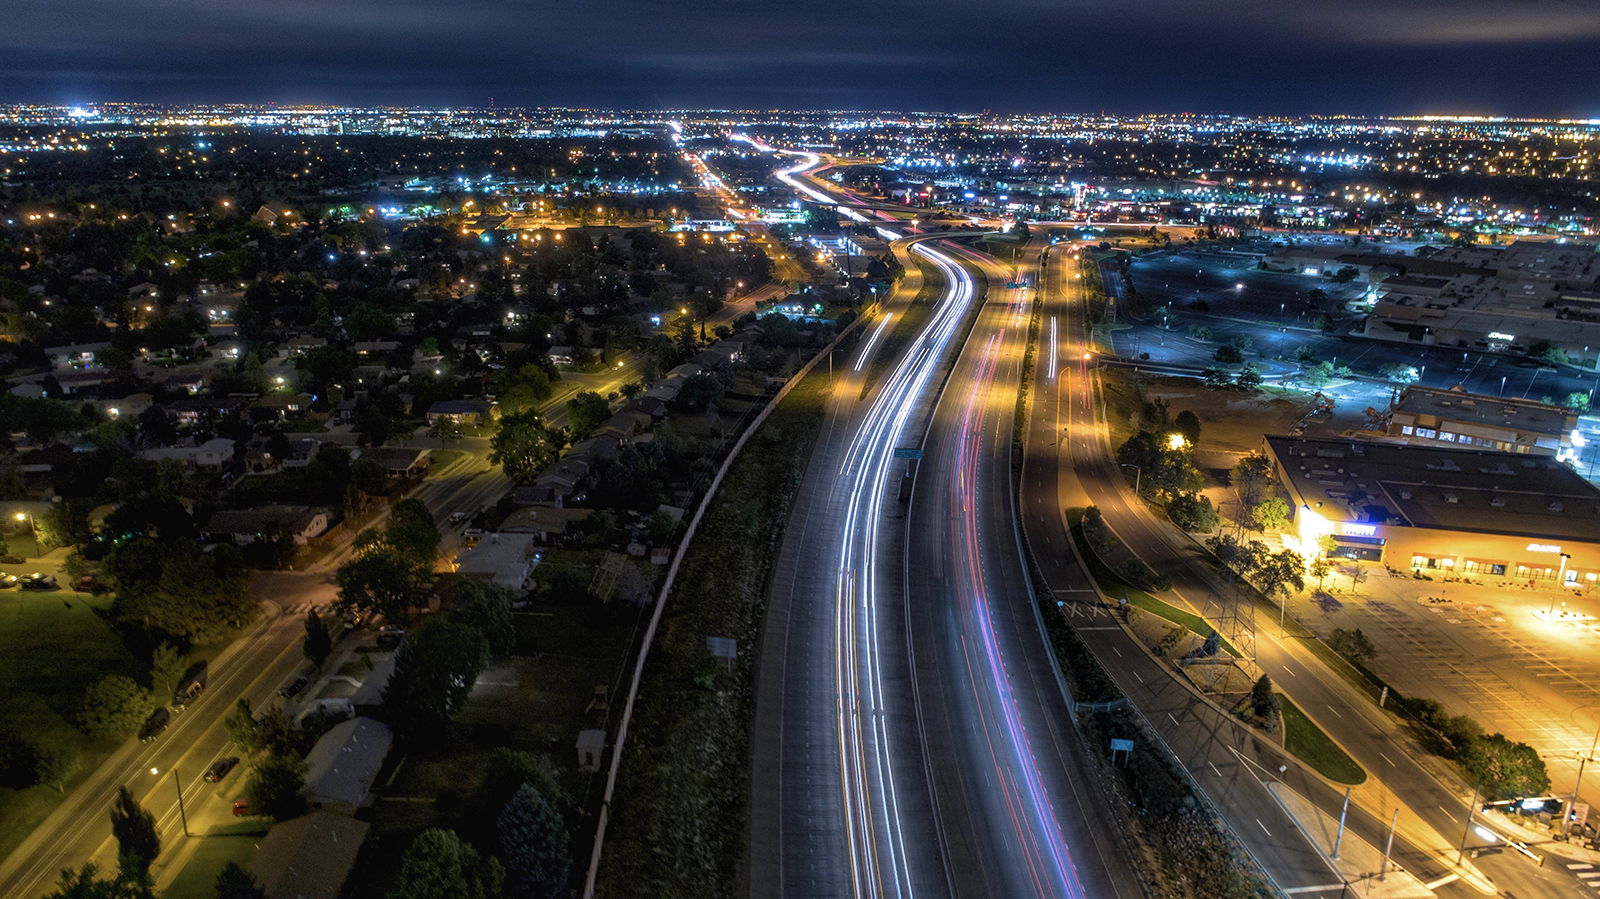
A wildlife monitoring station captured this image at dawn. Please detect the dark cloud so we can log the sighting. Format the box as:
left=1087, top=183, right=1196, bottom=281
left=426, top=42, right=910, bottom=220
left=2, top=0, right=1596, bottom=115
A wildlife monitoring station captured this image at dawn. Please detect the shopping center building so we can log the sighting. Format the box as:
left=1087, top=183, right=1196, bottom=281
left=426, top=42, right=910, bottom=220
left=1263, top=435, right=1600, bottom=586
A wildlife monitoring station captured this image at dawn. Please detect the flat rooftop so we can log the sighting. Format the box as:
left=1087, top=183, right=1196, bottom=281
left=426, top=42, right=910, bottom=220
left=1265, top=436, right=1600, bottom=543
left=1393, top=385, right=1573, bottom=437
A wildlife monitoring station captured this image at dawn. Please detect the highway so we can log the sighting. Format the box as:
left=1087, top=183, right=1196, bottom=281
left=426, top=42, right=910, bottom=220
left=750, top=232, right=956, bottom=899
left=902, top=237, right=1141, bottom=897
left=1021, top=241, right=1594, bottom=897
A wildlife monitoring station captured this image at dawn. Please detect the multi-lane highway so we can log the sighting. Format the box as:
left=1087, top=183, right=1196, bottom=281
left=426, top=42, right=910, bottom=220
left=751, top=146, right=1143, bottom=897
left=903, top=238, right=1142, bottom=897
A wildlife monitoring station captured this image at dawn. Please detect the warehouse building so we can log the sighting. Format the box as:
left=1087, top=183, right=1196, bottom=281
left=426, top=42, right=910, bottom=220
left=1263, top=436, right=1600, bottom=586
left=1387, top=385, right=1577, bottom=457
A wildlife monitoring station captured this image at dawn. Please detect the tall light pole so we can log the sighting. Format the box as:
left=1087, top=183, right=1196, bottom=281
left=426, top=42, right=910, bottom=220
left=152, top=766, right=188, bottom=837
left=1120, top=463, right=1142, bottom=496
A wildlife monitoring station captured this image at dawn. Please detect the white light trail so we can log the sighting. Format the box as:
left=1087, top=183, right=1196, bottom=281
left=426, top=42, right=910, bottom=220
left=854, top=313, right=894, bottom=372
left=834, top=241, right=975, bottom=899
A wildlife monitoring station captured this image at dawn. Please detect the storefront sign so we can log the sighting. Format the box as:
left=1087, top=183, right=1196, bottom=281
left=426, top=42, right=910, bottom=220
left=1527, top=543, right=1562, bottom=553
left=1489, top=332, right=1516, bottom=342
left=1341, top=523, right=1377, bottom=537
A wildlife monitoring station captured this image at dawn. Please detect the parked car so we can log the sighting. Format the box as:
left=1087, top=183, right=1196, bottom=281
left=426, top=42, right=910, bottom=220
left=448, top=511, right=468, bottom=526
left=137, top=707, right=170, bottom=743
left=0, top=575, right=17, bottom=589
left=19, top=573, right=56, bottom=590
left=204, top=757, right=239, bottom=782
left=231, top=797, right=251, bottom=817
left=279, top=674, right=310, bottom=699
left=376, top=627, right=406, bottom=648
left=171, top=661, right=208, bottom=710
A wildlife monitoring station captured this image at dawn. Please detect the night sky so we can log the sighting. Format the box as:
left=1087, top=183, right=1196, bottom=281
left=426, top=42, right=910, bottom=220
left=5, top=0, right=1599, bottom=116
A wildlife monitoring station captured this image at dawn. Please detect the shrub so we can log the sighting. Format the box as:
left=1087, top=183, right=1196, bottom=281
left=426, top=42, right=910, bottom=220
left=1167, top=492, right=1220, bottom=533
left=79, top=676, right=155, bottom=740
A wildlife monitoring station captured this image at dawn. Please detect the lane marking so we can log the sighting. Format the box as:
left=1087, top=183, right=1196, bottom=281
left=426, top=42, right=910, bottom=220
left=1326, top=705, right=1341, bottom=719
left=1379, top=752, right=1396, bottom=767
left=1438, top=805, right=1458, bottom=823
left=1168, top=713, right=1181, bottom=726
left=1256, top=818, right=1272, bottom=836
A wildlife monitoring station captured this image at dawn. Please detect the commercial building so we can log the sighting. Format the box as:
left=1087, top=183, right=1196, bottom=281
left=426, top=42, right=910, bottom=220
left=1263, top=436, right=1600, bottom=587
left=1359, top=240, right=1600, bottom=364
left=1387, top=385, right=1576, bottom=457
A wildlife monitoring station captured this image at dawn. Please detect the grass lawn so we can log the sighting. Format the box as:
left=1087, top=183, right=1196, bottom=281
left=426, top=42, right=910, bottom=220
left=0, top=589, right=144, bottom=860
left=1281, top=697, right=1367, bottom=785
left=427, top=449, right=468, bottom=470
left=159, top=827, right=267, bottom=899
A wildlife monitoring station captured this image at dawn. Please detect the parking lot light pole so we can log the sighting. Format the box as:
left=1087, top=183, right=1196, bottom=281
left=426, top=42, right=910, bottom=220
left=152, top=766, right=188, bottom=837
left=1120, top=463, right=1141, bottom=496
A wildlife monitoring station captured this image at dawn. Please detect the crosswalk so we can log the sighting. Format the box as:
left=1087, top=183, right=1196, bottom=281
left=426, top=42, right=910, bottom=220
left=1568, top=861, right=1600, bottom=889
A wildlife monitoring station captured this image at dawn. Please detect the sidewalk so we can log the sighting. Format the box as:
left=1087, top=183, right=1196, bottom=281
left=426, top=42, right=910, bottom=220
left=1266, top=782, right=1437, bottom=898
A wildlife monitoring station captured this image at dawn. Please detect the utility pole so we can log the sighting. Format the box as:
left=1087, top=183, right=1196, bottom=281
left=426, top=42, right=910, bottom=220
left=1380, top=807, right=1400, bottom=878
left=1458, top=784, right=1479, bottom=864
left=1333, top=787, right=1351, bottom=858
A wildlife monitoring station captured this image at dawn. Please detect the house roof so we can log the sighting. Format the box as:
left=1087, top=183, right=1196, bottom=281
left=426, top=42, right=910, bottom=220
left=499, top=506, right=594, bottom=535
left=427, top=399, right=489, bottom=415
left=351, top=447, right=429, bottom=471
left=251, top=810, right=370, bottom=899
left=204, top=505, right=325, bottom=536
left=300, top=717, right=393, bottom=810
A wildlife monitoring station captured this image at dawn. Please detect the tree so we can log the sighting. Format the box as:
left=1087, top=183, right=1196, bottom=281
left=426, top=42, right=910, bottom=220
left=383, top=618, right=490, bottom=737
left=1346, top=564, right=1369, bottom=594
left=1460, top=733, right=1551, bottom=800
left=243, top=753, right=306, bottom=821
left=1213, top=345, right=1244, bottom=364
left=43, top=863, right=154, bottom=899
left=80, top=676, right=155, bottom=740
left=34, top=743, right=82, bottom=793
left=1172, top=409, right=1201, bottom=446
left=1380, top=363, right=1418, bottom=386
left=337, top=544, right=426, bottom=622
left=224, top=699, right=256, bottom=754
left=1302, top=361, right=1335, bottom=389
left=1256, top=549, right=1306, bottom=599
left=450, top=578, right=517, bottom=659
left=385, top=498, right=441, bottom=566
left=1310, top=557, right=1332, bottom=593
left=1251, top=497, right=1290, bottom=533
left=1201, top=366, right=1232, bottom=390
left=390, top=829, right=505, bottom=899
left=1328, top=627, right=1376, bottom=665
left=1167, top=492, right=1220, bottom=533
left=499, top=783, right=569, bottom=899
left=565, top=391, right=610, bottom=441
left=1565, top=391, right=1591, bottom=413
left=253, top=704, right=299, bottom=757
left=1250, top=674, right=1281, bottom=731
left=213, top=862, right=265, bottom=899
left=303, top=610, right=333, bottom=669
left=1233, top=362, right=1264, bottom=390
left=490, top=411, right=562, bottom=481
left=110, top=786, right=160, bottom=877
left=148, top=643, right=186, bottom=700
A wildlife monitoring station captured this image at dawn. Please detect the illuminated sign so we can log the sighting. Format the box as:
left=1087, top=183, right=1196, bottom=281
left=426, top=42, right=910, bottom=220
left=1341, top=523, right=1377, bottom=537
left=1527, top=543, right=1562, bottom=553
left=1489, top=332, right=1516, bottom=342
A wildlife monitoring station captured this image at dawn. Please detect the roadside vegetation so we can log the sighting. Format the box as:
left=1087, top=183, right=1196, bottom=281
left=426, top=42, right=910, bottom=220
left=596, top=364, right=830, bottom=899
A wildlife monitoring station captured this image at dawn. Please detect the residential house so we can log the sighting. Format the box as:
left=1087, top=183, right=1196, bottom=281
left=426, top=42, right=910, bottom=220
left=250, top=811, right=370, bottom=899
left=203, top=506, right=329, bottom=546
left=455, top=533, right=541, bottom=591
left=499, top=506, right=594, bottom=542
left=426, top=399, right=491, bottom=426
left=299, top=717, right=393, bottom=815
left=44, top=342, right=112, bottom=370
left=140, top=438, right=235, bottom=468
left=351, top=446, right=430, bottom=479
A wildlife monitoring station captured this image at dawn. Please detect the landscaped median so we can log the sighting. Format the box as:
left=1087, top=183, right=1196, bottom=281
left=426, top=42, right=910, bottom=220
left=1067, top=507, right=1366, bottom=786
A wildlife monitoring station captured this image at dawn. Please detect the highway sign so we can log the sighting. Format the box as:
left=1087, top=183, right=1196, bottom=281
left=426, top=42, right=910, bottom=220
left=893, top=448, right=923, bottom=460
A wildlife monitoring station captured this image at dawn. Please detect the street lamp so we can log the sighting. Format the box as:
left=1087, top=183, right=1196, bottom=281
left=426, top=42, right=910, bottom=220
left=1120, top=463, right=1142, bottom=496
left=15, top=512, right=37, bottom=558
left=151, top=766, right=188, bottom=837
